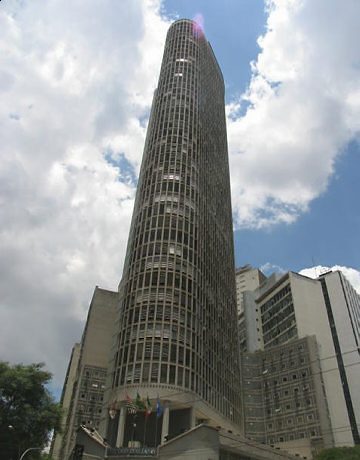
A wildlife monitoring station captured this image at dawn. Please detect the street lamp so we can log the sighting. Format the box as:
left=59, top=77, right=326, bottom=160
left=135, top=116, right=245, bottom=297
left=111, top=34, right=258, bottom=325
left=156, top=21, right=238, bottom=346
left=19, top=447, right=42, bottom=460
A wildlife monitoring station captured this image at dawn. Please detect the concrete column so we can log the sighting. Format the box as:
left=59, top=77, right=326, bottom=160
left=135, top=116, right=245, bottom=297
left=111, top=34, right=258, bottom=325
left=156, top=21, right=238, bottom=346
left=161, top=405, right=170, bottom=444
left=190, top=405, right=196, bottom=428
left=116, top=406, right=126, bottom=447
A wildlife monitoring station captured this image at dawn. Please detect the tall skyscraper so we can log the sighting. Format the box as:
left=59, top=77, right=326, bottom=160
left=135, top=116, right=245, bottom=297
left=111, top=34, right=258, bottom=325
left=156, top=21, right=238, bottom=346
left=104, top=18, right=242, bottom=446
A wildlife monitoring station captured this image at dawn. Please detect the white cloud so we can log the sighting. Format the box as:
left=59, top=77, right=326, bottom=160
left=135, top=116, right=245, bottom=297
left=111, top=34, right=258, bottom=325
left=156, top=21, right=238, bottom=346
left=260, top=262, right=286, bottom=276
left=0, top=0, right=171, bottom=386
left=227, top=0, right=360, bottom=228
left=300, top=265, right=360, bottom=294
left=1, top=0, right=359, bottom=390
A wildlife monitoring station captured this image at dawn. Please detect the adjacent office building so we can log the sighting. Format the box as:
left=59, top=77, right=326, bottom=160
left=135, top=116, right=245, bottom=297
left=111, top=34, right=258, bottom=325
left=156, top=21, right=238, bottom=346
left=241, top=336, right=333, bottom=459
left=318, top=271, right=360, bottom=444
left=51, top=287, right=118, bottom=459
left=239, top=270, right=360, bottom=456
left=51, top=343, right=81, bottom=459
left=236, top=265, right=267, bottom=314
left=236, top=265, right=267, bottom=352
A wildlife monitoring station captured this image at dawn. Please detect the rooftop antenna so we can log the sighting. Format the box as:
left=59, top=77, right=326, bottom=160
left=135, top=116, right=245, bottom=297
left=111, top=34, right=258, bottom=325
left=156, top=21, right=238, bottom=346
left=312, top=256, right=318, bottom=278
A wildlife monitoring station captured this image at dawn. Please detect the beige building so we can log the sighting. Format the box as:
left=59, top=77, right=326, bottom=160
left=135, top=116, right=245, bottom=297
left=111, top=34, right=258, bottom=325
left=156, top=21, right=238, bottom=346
left=240, top=270, right=360, bottom=455
left=51, top=287, right=118, bottom=459
left=235, top=265, right=266, bottom=314
left=318, top=271, right=360, bottom=444
left=51, top=343, right=81, bottom=459
left=236, top=265, right=267, bottom=352
left=241, top=336, right=333, bottom=459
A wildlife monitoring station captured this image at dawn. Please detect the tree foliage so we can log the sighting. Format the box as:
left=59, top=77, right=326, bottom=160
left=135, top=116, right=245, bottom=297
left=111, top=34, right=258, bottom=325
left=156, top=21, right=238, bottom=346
left=0, top=362, right=62, bottom=460
left=314, top=445, right=360, bottom=460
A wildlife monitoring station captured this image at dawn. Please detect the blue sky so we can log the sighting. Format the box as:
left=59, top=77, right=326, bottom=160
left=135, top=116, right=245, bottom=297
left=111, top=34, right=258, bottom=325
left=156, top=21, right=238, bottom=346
left=164, top=0, right=266, bottom=98
left=235, top=140, right=360, bottom=272
left=0, top=0, right=359, bottom=389
left=163, top=0, right=360, bottom=274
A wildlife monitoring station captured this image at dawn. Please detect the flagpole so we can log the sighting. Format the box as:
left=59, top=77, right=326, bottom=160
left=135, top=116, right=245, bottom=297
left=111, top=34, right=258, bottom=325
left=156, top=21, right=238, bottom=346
left=154, top=415, right=158, bottom=447
left=154, top=396, right=162, bottom=447
left=143, top=412, right=148, bottom=446
left=131, top=412, right=137, bottom=445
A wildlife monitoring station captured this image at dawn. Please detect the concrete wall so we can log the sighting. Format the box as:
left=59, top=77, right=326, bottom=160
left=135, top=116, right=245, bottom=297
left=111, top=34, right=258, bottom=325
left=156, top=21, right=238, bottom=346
left=274, top=438, right=313, bottom=460
left=81, top=287, right=119, bottom=367
left=56, top=286, right=118, bottom=459
left=236, top=266, right=266, bottom=314
left=321, top=271, right=360, bottom=443
left=243, top=291, right=263, bottom=352
left=159, top=425, right=219, bottom=460
left=307, top=337, right=333, bottom=450
left=51, top=343, right=81, bottom=459
left=241, top=336, right=332, bottom=457
left=290, top=273, right=353, bottom=446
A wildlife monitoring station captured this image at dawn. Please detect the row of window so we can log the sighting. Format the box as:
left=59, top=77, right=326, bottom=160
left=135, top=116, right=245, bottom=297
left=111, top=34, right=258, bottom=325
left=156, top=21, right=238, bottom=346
left=260, top=284, right=291, bottom=314
left=265, top=397, right=314, bottom=416
left=263, top=369, right=309, bottom=387
left=264, top=321, right=297, bottom=347
left=267, top=413, right=316, bottom=431
left=79, top=392, right=104, bottom=402
left=265, top=384, right=312, bottom=400
left=267, top=428, right=319, bottom=444
left=78, top=404, right=102, bottom=415
left=262, top=299, right=294, bottom=327
left=260, top=342, right=306, bottom=363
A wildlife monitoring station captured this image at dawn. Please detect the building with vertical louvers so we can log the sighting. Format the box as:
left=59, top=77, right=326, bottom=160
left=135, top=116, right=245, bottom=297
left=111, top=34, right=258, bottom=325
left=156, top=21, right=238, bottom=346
left=104, top=18, right=242, bottom=447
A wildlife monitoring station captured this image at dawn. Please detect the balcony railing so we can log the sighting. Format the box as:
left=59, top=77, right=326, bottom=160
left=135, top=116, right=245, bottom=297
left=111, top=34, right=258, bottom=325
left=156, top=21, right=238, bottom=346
left=106, top=446, right=157, bottom=457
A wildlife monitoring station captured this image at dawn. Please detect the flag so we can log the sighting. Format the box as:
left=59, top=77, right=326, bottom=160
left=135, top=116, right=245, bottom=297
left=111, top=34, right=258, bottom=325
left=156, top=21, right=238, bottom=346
left=108, top=401, right=117, bottom=419
left=125, top=393, right=137, bottom=414
left=135, top=392, right=146, bottom=410
left=145, top=395, right=152, bottom=418
left=156, top=396, right=163, bottom=417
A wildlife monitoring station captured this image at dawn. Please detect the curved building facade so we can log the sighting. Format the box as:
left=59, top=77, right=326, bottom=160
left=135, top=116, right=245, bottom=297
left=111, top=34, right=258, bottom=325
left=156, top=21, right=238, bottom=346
left=106, top=19, right=242, bottom=445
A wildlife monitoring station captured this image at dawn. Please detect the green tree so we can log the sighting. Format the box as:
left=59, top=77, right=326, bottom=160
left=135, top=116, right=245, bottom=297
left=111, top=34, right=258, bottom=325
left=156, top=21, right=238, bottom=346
left=0, top=362, right=62, bottom=460
left=314, top=445, right=360, bottom=460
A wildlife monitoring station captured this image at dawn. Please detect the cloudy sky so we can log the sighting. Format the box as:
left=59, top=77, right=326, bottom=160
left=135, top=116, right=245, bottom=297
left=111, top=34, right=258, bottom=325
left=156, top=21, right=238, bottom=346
left=1, top=0, right=359, bottom=393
